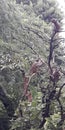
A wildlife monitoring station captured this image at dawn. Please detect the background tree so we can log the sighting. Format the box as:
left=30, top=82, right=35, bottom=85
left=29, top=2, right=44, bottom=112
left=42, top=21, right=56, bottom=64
left=0, top=0, right=65, bottom=130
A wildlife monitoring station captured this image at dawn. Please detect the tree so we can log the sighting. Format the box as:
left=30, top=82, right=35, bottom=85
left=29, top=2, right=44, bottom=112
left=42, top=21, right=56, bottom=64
left=0, top=0, right=64, bottom=130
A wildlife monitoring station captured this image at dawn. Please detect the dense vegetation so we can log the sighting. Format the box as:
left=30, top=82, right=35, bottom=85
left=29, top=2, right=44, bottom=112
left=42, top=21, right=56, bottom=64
left=0, top=0, right=65, bottom=130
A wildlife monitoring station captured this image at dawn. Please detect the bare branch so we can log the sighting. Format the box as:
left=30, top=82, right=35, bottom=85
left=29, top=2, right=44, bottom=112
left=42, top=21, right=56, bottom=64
left=57, top=83, right=65, bottom=98
left=24, top=26, right=50, bottom=41
left=48, top=31, right=56, bottom=70
left=53, top=38, right=65, bottom=43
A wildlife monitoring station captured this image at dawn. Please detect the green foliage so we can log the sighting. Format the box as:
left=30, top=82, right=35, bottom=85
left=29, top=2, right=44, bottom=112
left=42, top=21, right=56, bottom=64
left=0, top=0, right=64, bottom=130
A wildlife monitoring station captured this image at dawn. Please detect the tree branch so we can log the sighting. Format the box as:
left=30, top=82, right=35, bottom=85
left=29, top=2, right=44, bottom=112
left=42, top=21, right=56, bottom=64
left=48, top=31, right=56, bottom=70
left=57, top=83, right=65, bottom=98
left=0, top=85, right=15, bottom=117
left=24, top=26, right=50, bottom=41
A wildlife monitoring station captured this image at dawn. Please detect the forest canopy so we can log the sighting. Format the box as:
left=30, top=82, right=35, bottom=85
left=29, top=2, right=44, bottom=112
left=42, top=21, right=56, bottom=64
left=0, top=0, right=65, bottom=130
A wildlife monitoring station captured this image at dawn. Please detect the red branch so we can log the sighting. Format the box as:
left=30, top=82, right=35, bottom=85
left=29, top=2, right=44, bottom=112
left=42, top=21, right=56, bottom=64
left=23, top=58, right=45, bottom=102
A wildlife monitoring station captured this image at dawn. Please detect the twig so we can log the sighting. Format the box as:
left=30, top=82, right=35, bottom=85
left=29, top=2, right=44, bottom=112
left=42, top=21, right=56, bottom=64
left=24, top=26, right=50, bottom=41
left=57, top=83, right=65, bottom=98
